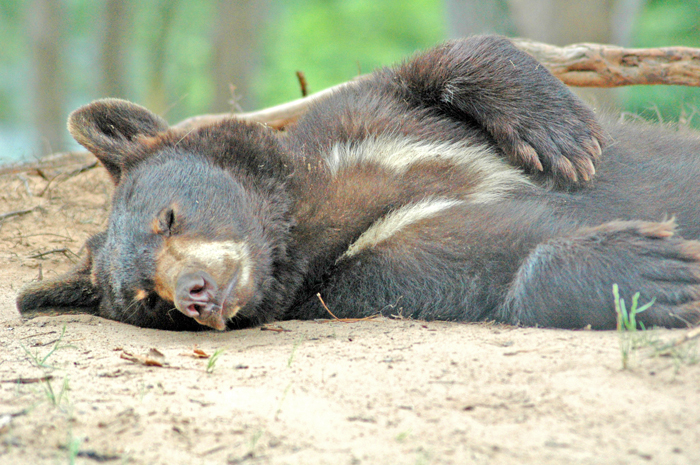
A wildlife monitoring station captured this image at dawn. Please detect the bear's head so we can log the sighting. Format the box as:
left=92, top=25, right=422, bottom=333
left=18, top=99, right=293, bottom=330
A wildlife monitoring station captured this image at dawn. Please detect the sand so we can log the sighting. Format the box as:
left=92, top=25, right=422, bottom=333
left=1, top=153, right=699, bottom=465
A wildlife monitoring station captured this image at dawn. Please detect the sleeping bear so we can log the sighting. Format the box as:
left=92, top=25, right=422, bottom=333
left=17, top=35, right=700, bottom=331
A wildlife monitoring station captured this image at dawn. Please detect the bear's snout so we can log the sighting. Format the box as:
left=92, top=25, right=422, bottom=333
left=175, top=270, right=218, bottom=316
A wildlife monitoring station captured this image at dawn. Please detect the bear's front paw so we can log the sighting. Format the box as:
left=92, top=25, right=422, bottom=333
left=487, top=101, right=606, bottom=187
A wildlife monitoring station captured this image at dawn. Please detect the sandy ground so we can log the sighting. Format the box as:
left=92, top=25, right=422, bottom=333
left=1, top=154, right=699, bottom=465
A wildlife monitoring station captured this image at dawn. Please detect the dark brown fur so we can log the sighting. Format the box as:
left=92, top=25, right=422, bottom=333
left=17, top=36, right=700, bottom=330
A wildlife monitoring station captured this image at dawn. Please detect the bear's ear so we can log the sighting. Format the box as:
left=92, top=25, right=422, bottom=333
left=67, top=99, right=169, bottom=183
left=16, top=232, right=107, bottom=317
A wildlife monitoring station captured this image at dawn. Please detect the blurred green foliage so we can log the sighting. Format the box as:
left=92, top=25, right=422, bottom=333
left=0, top=0, right=698, bottom=162
left=623, top=0, right=700, bottom=125
left=256, top=0, right=444, bottom=108
left=0, top=0, right=28, bottom=122
left=0, top=0, right=443, bottom=125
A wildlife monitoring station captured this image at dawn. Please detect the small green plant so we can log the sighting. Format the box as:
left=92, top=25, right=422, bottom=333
left=614, top=284, right=655, bottom=332
left=274, top=382, right=293, bottom=420
left=663, top=342, right=699, bottom=373
left=43, top=376, right=70, bottom=408
left=21, top=325, right=71, bottom=368
left=249, top=429, right=264, bottom=451
left=415, top=448, right=431, bottom=465
left=137, top=382, right=148, bottom=402
left=287, top=337, right=304, bottom=367
left=613, top=283, right=656, bottom=369
left=66, top=432, right=83, bottom=465
left=233, top=428, right=265, bottom=462
left=206, top=348, right=225, bottom=374
left=648, top=328, right=700, bottom=373
left=228, top=428, right=265, bottom=463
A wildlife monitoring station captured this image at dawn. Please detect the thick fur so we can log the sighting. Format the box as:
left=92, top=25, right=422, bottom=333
left=17, top=35, right=700, bottom=330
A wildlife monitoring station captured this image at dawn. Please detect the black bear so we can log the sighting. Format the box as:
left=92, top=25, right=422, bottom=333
left=17, top=36, right=700, bottom=331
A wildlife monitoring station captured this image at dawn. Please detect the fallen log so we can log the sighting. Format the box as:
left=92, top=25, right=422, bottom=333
left=511, top=39, right=700, bottom=88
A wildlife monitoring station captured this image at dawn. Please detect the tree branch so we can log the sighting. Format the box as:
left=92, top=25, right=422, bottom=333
left=174, top=39, right=700, bottom=131
left=174, top=80, right=359, bottom=130
left=511, top=39, right=700, bottom=88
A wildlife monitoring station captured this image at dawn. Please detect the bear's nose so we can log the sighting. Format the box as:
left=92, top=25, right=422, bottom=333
left=175, top=270, right=219, bottom=319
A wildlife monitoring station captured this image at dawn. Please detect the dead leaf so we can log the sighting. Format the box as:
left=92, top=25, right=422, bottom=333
left=120, top=348, right=166, bottom=367
left=180, top=346, right=210, bottom=358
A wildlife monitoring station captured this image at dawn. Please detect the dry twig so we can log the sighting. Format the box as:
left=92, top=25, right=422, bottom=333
left=0, top=208, right=37, bottom=222
left=260, top=325, right=292, bottom=332
left=296, top=70, right=309, bottom=97
left=38, top=161, right=98, bottom=197
left=316, top=293, right=379, bottom=323
left=0, top=151, right=94, bottom=176
left=0, top=375, right=54, bottom=385
left=28, top=248, right=78, bottom=260
left=664, top=326, right=700, bottom=349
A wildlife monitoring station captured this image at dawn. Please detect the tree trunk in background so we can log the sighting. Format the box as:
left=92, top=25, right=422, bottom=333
left=506, top=0, right=646, bottom=108
left=446, top=0, right=516, bottom=37
left=507, top=0, right=644, bottom=45
left=446, top=0, right=646, bottom=109
left=144, top=0, right=179, bottom=115
left=610, top=0, right=646, bottom=46
left=100, top=0, right=131, bottom=99
left=29, top=0, right=66, bottom=156
left=210, top=0, right=267, bottom=112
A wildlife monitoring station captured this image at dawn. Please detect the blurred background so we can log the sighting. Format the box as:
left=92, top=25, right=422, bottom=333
left=1, top=0, right=699, bottom=163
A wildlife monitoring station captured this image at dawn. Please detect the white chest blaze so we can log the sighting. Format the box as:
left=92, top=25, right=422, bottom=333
left=328, top=135, right=532, bottom=259
left=325, top=135, right=532, bottom=204
left=340, top=197, right=463, bottom=260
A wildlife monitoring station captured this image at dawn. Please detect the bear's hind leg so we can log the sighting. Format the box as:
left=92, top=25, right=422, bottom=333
left=502, top=219, right=700, bottom=329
